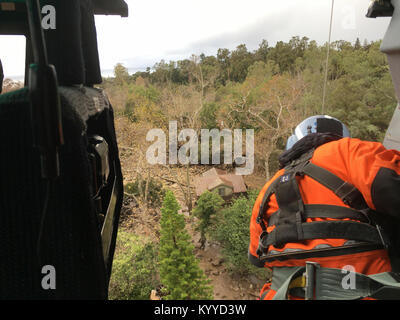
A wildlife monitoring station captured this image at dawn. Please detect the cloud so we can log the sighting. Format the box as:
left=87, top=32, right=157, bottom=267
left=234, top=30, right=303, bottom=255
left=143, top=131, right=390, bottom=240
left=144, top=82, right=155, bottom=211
left=165, top=0, right=390, bottom=60
left=1, top=0, right=392, bottom=77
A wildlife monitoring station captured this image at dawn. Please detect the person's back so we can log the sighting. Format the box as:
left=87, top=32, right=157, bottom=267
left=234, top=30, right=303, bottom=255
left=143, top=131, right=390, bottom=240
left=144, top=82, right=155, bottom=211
left=249, top=116, right=400, bottom=300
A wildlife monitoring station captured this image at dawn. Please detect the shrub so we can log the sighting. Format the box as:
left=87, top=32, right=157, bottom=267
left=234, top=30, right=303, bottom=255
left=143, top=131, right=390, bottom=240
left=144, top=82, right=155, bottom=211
left=211, top=190, right=269, bottom=277
left=193, top=191, right=224, bottom=249
left=109, top=231, right=160, bottom=300
left=125, top=177, right=165, bottom=207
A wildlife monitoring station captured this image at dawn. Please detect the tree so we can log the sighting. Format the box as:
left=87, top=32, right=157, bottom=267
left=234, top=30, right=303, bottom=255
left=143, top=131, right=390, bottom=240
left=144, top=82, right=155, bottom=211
left=114, top=63, right=129, bottom=85
left=230, top=44, right=253, bottom=82
left=223, top=65, right=305, bottom=179
left=193, top=191, right=224, bottom=250
left=217, top=48, right=231, bottom=85
left=354, top=37, right=361, bottom=50
left=254, top=39, right=269, bottom=62
left=159, top=191, right=213, bottom=300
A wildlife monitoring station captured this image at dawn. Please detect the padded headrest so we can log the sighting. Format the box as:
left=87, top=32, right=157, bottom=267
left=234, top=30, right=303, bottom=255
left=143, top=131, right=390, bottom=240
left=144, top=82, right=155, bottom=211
left=42, top=0, right=102, bottom=86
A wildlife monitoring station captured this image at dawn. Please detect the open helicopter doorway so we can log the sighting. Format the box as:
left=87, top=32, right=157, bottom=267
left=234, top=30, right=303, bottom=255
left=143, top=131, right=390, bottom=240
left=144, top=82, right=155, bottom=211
left=0, top=35, right=25, bottom=93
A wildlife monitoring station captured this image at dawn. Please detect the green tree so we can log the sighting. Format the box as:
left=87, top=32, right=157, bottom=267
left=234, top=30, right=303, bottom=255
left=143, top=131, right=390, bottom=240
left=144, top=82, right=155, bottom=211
left=354, top=37, right=362, bottom=50
left=217, top=48, right=231, bottom=85
left=230, top=44, right=253, bottom=82
left=254, top=39, right=269, bottom=62
left=193, top=191, right=224, bottom=249
left=159, top=191, right=213, bottom=300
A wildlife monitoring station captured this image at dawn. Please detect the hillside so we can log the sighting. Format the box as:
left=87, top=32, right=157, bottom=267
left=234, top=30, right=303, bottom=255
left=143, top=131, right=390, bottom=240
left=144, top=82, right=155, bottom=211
left=104, top=37, right=397, bottom=300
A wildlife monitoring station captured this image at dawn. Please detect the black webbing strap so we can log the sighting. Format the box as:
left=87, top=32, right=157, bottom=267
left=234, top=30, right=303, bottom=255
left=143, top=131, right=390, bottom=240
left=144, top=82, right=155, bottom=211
left=268, top=204, right=370, bottom=227
left=256, top=178, right=280, bottom=231
left=256, top=149, right=315, bottom=231
left=263, top=221, right=387, bottom=247
left=302, top=162, right=368, bottom=210
left=274, top=172, right=305, bottom=245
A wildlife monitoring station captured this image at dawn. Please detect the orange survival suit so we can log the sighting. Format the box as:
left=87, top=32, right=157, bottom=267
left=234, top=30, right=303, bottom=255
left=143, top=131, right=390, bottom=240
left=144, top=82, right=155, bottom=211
left=249, top=134, right=400, bottom=300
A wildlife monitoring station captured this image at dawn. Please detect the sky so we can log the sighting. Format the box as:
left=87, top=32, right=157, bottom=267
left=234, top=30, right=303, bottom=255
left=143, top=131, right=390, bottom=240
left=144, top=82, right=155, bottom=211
left=0, top=0, right=393, bottom=79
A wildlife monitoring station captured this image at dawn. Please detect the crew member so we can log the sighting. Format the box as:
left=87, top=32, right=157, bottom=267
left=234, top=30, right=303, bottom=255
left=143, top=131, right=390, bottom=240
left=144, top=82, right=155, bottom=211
left=248, top=115, right=400, bottom=300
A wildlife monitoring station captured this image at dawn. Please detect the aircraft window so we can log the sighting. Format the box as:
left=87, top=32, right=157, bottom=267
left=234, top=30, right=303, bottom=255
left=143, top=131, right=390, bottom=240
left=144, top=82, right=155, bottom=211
left=0, top=35, right=25, bottom=93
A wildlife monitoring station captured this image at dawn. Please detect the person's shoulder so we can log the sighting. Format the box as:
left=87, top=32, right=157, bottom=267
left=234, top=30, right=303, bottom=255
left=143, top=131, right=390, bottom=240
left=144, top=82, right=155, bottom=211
left=316, top=137, right=391, bottom=164
left=318, top=137, right=381, bottom=152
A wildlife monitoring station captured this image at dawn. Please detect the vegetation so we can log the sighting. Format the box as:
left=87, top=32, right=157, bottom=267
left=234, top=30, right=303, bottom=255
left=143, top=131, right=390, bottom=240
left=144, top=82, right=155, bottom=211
left=108, top=231, right=160, bottom=300
left=103, top=37, right=397, bottom=179
left=211, top=190, right=268, bottom=277
left=193, top=191, right=224, bottom=250
left=125, top=177, right=165, bottom=207
left=159, top=190, right=213, bottom=300
left=106, top=35, right=397, bottom=298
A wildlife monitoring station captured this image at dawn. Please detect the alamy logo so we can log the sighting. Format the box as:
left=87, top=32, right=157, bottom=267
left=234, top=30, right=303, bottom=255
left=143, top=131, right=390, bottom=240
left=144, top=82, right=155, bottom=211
left=41, top=5, right=56, bottom=30
left=41, top=265, right=56, bottom=290
left=146, top=121, right=254, bottom=175
left=341, top=265, right=356, bottom=290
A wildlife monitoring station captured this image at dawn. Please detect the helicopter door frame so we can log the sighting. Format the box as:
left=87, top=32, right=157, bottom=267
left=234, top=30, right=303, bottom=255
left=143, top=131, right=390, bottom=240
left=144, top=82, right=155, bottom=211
left=381, top=0, right=400, bottom=150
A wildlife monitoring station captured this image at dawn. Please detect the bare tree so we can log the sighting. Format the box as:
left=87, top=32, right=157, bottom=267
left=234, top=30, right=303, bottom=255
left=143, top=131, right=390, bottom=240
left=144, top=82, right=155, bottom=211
left=226, top=74, right=305, bottom=179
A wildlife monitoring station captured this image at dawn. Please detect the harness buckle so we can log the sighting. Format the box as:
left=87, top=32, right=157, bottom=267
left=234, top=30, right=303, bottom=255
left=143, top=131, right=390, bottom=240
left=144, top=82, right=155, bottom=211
left=304, top=261, right=320, bottom=300
left=257, top=232, right=269, bottom=256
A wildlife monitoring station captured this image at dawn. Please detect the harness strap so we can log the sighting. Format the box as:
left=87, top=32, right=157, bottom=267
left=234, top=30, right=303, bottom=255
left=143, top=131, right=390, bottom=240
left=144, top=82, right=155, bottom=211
left=268, top=204, right=370, bottom=226
left=302, top=162, right=368, bottom=210
left=255, top=149, right=389, bottom=262
left=256, top=178, right=280, bottom=231
left=272, top=264, right=400, bottom=300
left=263, top=221, right=388, bottom=247
left=274, top=172, right=305, bottom=245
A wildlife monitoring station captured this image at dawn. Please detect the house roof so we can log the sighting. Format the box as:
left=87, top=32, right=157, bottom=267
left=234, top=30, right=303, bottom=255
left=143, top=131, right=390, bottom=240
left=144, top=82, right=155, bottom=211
left=194, top=168, right=247, bottom=197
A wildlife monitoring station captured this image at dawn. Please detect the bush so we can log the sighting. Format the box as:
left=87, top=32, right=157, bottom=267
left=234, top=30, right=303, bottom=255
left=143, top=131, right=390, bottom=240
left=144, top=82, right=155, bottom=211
left=125, top=177, right=165, bottom=207
left=211, top=190, right=269, bottom=277
left=200, top=102, right=220, bottom=129
left=193, top=191, right=224, bottom=249
left=109, top=231, right=160, bottom=300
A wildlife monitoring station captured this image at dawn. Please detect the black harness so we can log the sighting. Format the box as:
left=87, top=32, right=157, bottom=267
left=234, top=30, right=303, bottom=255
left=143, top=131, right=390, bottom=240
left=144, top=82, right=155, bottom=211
left=256, top=149, right=389, bottom=262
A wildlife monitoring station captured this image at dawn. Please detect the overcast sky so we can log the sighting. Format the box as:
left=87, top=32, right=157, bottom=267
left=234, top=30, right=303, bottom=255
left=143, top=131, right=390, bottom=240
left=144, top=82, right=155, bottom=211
left=0, top=0, right=392, bottom=79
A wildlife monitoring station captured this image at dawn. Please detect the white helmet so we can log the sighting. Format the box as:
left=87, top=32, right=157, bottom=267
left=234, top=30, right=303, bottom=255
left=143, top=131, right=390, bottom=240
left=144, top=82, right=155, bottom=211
left=285, top=115, right=351, bottom=150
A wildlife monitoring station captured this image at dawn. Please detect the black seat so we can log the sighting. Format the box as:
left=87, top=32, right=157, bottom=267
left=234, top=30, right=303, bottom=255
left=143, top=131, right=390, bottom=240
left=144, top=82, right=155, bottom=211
left=0, top=1, right=125, bottom=299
